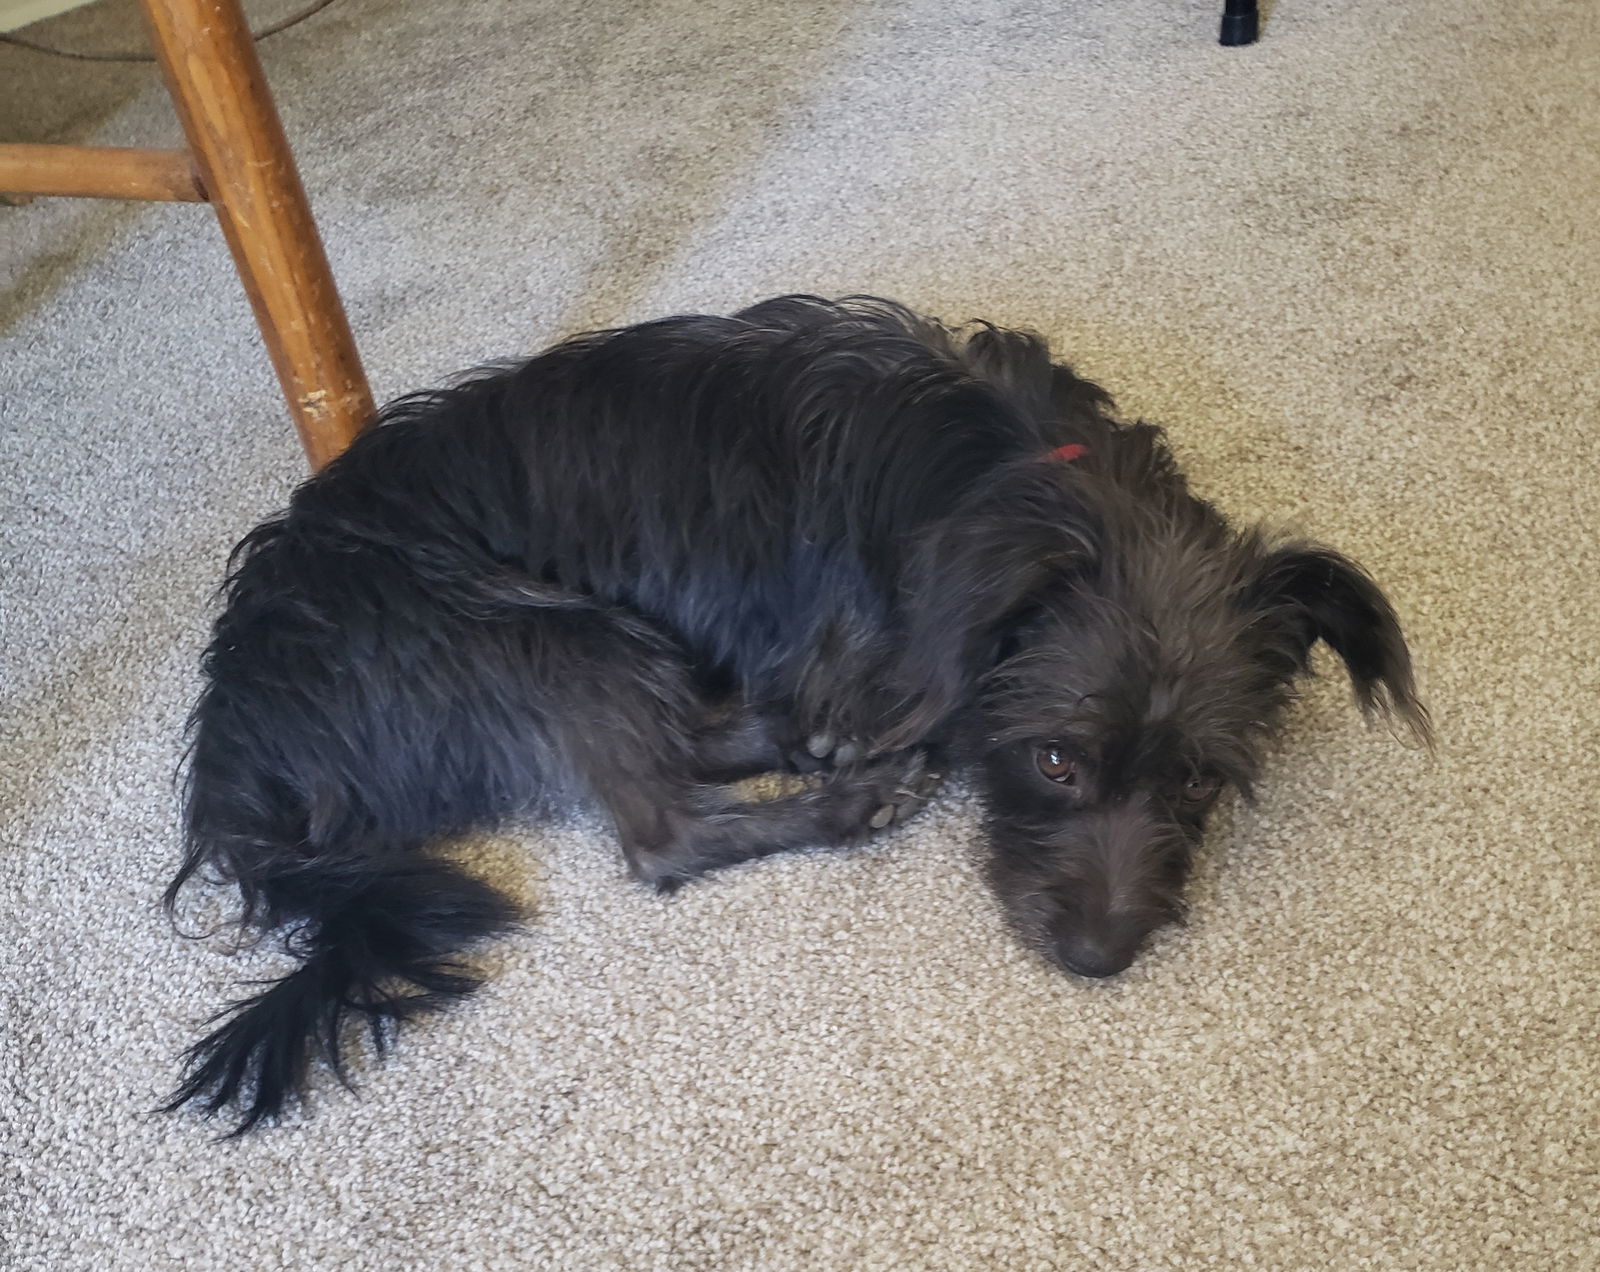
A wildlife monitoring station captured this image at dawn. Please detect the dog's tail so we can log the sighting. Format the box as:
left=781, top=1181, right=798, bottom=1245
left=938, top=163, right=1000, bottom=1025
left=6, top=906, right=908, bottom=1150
left=163, top=856, right=518, bottom=1136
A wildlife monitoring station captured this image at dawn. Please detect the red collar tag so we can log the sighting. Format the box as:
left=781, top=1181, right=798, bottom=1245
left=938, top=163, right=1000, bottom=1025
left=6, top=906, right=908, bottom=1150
left=1047, top=443, right=1088, bottom=463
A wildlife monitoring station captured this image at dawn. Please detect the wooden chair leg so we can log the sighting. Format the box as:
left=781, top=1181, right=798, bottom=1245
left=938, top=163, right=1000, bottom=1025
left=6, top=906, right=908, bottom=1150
left=138, top=0, right=373, bottom=469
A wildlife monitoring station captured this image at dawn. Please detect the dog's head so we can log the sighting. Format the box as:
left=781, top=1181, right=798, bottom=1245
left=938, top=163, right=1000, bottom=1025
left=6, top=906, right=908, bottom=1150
left=898, top=454, right=1430, bottom=978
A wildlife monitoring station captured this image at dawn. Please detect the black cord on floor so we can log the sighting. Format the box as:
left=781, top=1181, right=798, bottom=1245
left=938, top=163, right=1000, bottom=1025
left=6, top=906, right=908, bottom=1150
left=0, top=0, right=341, bottom=62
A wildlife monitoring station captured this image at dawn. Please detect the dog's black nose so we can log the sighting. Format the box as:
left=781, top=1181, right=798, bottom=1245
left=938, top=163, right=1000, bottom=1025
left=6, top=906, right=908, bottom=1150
left=1055, top=935, right=1134, bottom=980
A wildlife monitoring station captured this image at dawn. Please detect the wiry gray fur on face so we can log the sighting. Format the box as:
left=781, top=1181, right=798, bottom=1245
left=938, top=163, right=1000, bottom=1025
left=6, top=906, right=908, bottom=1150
left=966, top=450, right=1429, bottom=976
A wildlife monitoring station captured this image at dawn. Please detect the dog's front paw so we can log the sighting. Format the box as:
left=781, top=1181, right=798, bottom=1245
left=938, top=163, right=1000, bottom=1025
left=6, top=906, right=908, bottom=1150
left=834, top=748, right=944, bottom=837
left=773, top=726, right=863, bottom=774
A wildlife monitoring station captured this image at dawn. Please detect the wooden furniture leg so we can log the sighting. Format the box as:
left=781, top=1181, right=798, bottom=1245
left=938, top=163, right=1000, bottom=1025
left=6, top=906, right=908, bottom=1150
left=0, top=145, right=207, bottom=202
left=0, top=0, right=372, bottom=469
left=139, top=0, right=371, bottom=468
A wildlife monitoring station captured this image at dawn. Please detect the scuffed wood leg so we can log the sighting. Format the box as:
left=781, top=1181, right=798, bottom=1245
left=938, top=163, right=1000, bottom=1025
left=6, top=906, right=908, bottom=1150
left=139, top=0, right=373, bottom=468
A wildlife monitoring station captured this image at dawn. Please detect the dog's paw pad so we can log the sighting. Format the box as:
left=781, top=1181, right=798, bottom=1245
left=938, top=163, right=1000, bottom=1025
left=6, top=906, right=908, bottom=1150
left=798, top=731, right=862, bottom=771
left=851, top=750, right=943, bottom=835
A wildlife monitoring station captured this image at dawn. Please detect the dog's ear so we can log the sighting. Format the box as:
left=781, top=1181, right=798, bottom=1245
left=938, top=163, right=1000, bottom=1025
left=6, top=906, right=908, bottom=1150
left=881, top=467, right=1095, bottom=748
left=1244, top=544, right=1431, bottom=744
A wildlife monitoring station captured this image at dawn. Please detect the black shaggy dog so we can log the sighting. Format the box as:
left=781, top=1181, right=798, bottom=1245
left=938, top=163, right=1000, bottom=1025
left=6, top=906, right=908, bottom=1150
left=166, top=296, right=1428, bottom=1133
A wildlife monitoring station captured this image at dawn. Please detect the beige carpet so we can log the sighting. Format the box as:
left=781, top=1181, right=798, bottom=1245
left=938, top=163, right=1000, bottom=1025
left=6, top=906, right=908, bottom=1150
left=4, top=1, right=1597, bottom=1267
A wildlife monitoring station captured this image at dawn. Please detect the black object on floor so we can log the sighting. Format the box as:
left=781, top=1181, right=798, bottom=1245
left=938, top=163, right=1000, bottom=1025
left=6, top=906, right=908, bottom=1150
left=1220, top=0, right=1260, bottom=45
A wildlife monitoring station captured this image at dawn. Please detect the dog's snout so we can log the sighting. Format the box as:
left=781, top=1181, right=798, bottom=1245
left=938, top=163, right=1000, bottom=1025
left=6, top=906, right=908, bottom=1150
left=1054, top=932, right=1136, bottom=980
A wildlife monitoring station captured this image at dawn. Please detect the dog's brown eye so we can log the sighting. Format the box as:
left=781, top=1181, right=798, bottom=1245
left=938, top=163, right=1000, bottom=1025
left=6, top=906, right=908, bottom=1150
left=1183, top=775, right=1221, bottom=804
left=1036, top=746, right=1078, bottom=785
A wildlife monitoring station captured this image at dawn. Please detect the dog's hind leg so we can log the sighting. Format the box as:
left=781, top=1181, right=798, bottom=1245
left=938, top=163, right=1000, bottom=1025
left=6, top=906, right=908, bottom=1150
left=687, top=702, right=851, bottom=781
left=170, top=591, right=927, bottom=1130
left=602, top=750, right=944, bottom=893
left=525, top=621, right=943, bottom=888
left=482, top=610, right=919, bottom=884
left=687, top=706, right=794, bottom=782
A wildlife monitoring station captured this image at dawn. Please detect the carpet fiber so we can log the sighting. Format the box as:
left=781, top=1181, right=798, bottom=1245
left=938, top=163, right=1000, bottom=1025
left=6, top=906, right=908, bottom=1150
left=3, top=1, right=1596, bottom=1267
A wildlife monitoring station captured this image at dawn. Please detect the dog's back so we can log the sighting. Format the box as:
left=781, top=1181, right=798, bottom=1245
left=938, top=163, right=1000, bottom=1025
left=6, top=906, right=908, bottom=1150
left=281, top=296, right=1118, bottom=691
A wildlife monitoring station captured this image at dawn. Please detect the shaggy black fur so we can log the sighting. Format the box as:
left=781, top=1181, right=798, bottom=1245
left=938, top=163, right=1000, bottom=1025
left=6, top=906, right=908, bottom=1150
left=165, top=295, right=1428, bottom=1133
